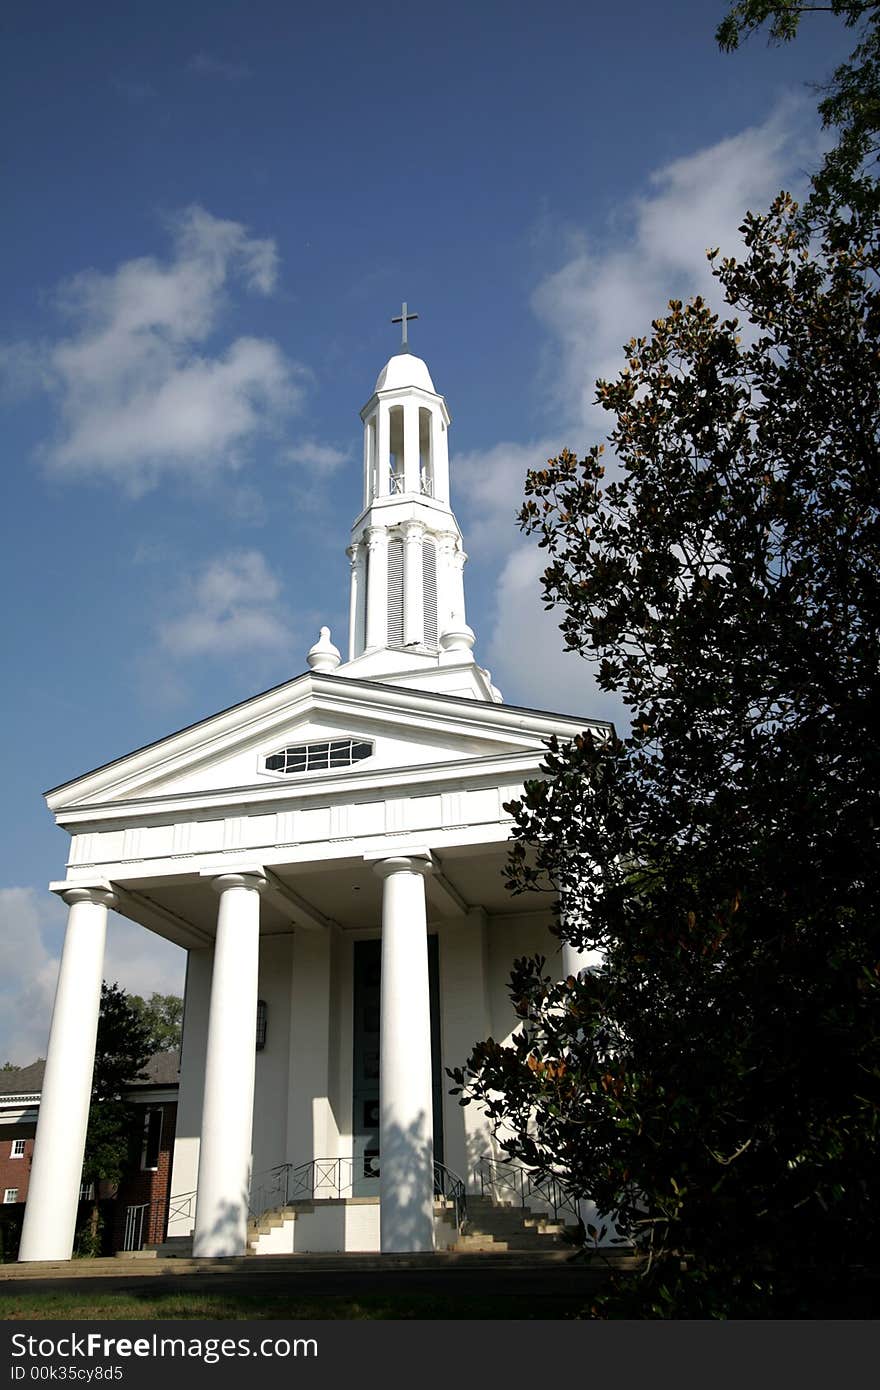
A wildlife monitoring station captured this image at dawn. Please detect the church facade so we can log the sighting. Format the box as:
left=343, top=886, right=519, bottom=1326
left=19, top=331, right=608, bottom=1261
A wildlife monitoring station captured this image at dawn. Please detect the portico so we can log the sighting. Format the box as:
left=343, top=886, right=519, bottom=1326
left=20, top=321, right=610, bottom=1260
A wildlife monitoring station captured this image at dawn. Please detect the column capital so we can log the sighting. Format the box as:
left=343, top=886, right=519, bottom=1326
left=50, top=881, right=116, bottom=910
left=208, top=872, right=268, bottom=896
left=365, top=525, right=389, bottom=549
left=368, top=851, right=434, bottom=880
left=402, top=518, right=426, bottom=541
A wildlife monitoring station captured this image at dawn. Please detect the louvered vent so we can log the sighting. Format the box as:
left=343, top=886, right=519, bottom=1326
left=387, top=536, right=404, bottom=647
left=423, top=539, right=438, bottom=650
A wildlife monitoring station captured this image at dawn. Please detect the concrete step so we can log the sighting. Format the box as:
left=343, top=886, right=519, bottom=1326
left=458, top=1196, right=579, bottom=1252
left=146, top=1234, right=193, bottom=1258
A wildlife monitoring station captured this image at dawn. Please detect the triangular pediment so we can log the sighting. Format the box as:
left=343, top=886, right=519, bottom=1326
left=46, top=672, right=604, bottom=815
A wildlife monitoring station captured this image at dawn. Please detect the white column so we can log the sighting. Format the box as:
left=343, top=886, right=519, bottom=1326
left=363, top=412, right=373, bottom=509
left=403, top=402, right=420, bottom=494
left=365, top=527, right=388, bottom=651
left=562, top=941, right=603, bottom=977
left=557, top=917, right=613, bottom=1245
left=452, top=546, right=468, bottom=625
left=432, top=413, right=450, bottom=504
left=19, top=884, right=114, bottom=1262
left=167, top=946, right=212, bottom=1236
left=192, top=871, right=265, bottom=1258
left=373, top=855, right=434, bottom=1252
left=403, top=520, right=425, bottom=648
left=347, top=543, right=365, bottom=661
left=435, top=530, right=457, bottom=637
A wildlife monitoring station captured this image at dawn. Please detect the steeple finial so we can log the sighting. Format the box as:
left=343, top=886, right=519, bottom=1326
left=391, top=301, right=418, bottom=352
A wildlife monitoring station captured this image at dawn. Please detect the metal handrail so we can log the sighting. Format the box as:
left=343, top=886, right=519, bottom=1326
left=249, top=1158, right=356, bottom=1219
left=167, top=1190, right=195, bottom=1226
left=249, top=1157, right=468, bottom=1232
left=122, top=1202, right=149, bottom=1252
left=120, top=1189, right=195, bottom=1252
left=433, top=1160, right=468, bottom=1231
left=476, top=1155, right=579, bottom=1223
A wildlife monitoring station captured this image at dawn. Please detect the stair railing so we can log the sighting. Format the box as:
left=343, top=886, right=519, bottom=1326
left=248, top=1157, right=468, bottom=1232
left=119, top=1190, right=194, bottom=1252
left=249, top=1158, right=356, bottom=1222
left=433, top=1160, right=468, bottom=1232
left=476, top=1155, right=579, bottom=1223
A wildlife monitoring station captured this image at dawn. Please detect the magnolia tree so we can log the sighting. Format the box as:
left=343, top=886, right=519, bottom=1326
left=451, top=5, right=880, bottom=1317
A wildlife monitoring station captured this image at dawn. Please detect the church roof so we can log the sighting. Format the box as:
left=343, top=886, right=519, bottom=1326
left=0, top=1060, right=45, bottom=1095
left=374, top=352, right=436, bottom=393
left=0, top=1052, right=180, bottom=1096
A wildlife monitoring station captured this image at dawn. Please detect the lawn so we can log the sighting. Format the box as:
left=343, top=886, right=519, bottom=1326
left=0, top=1287, right=595, bottom=1320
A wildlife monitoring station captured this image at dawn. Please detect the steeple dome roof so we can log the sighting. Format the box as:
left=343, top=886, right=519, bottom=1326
left=374, top=352, right=436, bottom=394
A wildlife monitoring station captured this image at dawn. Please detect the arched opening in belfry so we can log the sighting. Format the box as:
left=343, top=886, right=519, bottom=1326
left=388, top=407, right=404, bottom=492
left=419, top=409, right=433, bottom=496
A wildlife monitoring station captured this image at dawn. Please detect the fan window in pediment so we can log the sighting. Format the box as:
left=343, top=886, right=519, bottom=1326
left=265, top=739, right=374, bottom=774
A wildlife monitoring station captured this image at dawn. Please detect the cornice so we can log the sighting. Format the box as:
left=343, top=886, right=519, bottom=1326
left=52, top=747, right=551, bottom=828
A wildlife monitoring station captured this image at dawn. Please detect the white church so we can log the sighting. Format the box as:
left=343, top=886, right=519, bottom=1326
left=19, top=314, right=609, bottom=1261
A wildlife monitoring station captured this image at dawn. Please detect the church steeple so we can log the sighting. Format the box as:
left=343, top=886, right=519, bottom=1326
left=326, top=311, right=501, bottom=703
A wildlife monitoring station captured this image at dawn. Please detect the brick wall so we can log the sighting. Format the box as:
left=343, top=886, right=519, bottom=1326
left=0, top=1132, right=35, bottom=1208
left=112, top=1101, right=178, bottom=1251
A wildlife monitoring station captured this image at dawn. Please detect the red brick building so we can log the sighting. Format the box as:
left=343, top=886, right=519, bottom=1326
left=0, top=1053, right=179, bottom=1257
left=0, top=1061, right=41, bottom=1213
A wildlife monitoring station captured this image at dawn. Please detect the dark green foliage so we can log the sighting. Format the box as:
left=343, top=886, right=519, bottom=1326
left=719, top=4, right=880, bottom=234
left=451, top=8, right=880, bottom=1317
left=76, top=983, right=153, bottom=1254
left=128, top=992, right=183, bottom=1053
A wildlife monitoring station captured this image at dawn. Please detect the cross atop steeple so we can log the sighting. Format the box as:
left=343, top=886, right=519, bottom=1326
left=391, top=301, right=418, bottom=351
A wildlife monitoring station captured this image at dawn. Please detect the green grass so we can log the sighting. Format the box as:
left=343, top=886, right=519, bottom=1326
left=0, top=1288, right=594, bottom=1321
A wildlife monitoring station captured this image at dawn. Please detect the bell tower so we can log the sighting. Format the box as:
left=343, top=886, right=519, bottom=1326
left=332, top=305, right=501, bottom=702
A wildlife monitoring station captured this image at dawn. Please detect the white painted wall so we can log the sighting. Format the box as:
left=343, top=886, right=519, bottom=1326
left=168, top=947, right=211, bottom=1234
left=285, top=929, right=339, bottom=1169
left=437, top=910, right=494, bottom=1189
left=136, top=721, right=514, bottom=798
left=252, top=935, right=294, bottom=1182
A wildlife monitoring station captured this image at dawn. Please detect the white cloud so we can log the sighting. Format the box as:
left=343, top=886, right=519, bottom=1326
left=485, top=547, right=625, bottom=726
left=482, top=100, right=820, bottom=718
left=0, top=887, right=184, bottom=1067
left=283, top=440, right=351, bottom=472
left=0, top=889, right=64, bottom=1066
left=31, top=206, right=304, bottom=492
left=533, top=97, right=819, bottom=437
left=455, top=437, right=562, bottom=556
left=158, top=549, right=292, bottom=660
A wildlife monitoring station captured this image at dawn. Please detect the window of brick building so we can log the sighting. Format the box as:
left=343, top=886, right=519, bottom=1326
left=3, top=1188, right=18, bottom=1204
left=140, top=1109, right=163, bottom=1171
left=11, top=1139, right=25, bottom=1158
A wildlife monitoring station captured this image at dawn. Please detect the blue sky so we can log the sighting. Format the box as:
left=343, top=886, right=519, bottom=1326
left=0, top=0, right=853, bottom=1062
